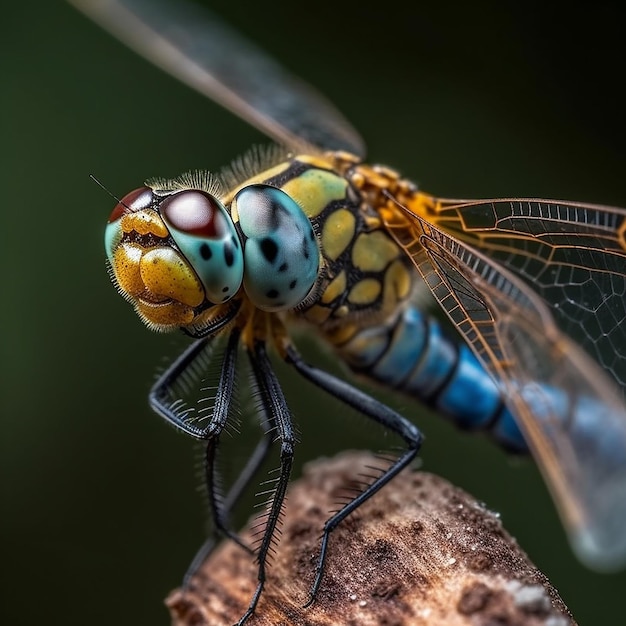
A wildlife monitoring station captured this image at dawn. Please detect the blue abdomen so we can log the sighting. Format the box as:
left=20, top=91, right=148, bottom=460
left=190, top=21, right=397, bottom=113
left=335, top=303, right=527, bottom=452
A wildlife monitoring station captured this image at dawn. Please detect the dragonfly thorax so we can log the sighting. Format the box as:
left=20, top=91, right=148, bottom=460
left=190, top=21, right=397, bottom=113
left=104, top=152, right=425, bottom=339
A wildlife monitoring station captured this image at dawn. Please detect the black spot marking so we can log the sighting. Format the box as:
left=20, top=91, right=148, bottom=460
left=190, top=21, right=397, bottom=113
left=231, top=235, right=239, bottom=249
left=266, top=288, right=279, bottom=299
left=309, top=228, right=315, bottom=240
left=222, top=286, right=229, bottom=292
left=260, top=237, right=278, bottom=263
left=200, top=243, right=212, bottom=260
left=267, top=199, right=283, bottom=231
left=289, top=279, right=297, bottom=290
left=224, top=241, right=234, bottom=267
left=278, top=262, right=288, bottom=272
left=302, top=235, right=310, bottom=260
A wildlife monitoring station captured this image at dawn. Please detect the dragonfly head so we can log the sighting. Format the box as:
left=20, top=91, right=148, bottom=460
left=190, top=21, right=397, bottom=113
left=105, top=179, right=320, bottom=332
left=105, top=185, right=244, bottom=332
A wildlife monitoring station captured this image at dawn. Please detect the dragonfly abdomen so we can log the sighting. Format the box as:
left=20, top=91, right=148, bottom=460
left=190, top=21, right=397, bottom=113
left=334, top=303, right=527, bottom=452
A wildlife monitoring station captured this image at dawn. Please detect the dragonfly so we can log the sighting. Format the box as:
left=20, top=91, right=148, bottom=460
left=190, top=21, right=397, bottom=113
left=71, top=0, right=626, bottom=623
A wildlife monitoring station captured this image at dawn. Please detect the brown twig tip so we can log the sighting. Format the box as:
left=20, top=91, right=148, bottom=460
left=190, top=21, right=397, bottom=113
left=166, top=451, right=576, bottom=626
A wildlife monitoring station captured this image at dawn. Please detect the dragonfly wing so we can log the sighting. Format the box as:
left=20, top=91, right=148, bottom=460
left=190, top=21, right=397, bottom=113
left=384, top=203, right=626, bottom=571
left=426, top=198, right=626, bottom=397
left=68, top=0, right=365, bottom=155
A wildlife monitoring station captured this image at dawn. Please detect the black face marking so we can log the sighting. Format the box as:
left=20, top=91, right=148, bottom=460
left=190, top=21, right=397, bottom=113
left=309, top=229, right=315, bottom=240
left=231, top=235, right=239, bottom=249
left=260, top=237, right=278, bottom=263
left=200, top=243, right=212, bottom=260
left=266, top=288, right=279, bottom=299
left=302, top=235, right=310, bottom=260
left=222, top=286, right=229, bottom=292
left=224, top=241, right=234, bottom=267
left=289, top=279, right=297, bottom=290
left=278, top=262, right=288, bottom=272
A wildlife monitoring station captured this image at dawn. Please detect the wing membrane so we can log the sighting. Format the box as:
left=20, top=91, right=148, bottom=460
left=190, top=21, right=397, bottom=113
left=68, top=0, right=365, bottom=155
left=383, top=202, right=626, bottom=570
left=423, top=197, right=626, bottom=397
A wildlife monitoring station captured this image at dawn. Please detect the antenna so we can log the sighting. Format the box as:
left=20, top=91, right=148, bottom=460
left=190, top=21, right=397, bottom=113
left=89, top=174, right=127, bottom=208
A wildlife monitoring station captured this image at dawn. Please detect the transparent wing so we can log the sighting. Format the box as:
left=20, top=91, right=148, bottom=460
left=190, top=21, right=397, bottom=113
left=423, top=197, right=626, bottom=397
left=68, top=0, right=365, bottom=155
left=383, top=200, right=626, bottom=571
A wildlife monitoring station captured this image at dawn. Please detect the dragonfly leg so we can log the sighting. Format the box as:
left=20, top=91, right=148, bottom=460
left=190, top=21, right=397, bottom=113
left=234, top=340, right=296, bottom=626
left=184, top=421, right=276, bottom=586
left=149, top=329, right=260, bottom=579
left=148, top=334, right=237, bottom=439
left=284, top=345, right=423, bottom=607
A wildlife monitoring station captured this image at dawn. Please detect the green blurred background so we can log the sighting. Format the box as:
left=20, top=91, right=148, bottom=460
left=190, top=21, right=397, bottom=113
left=3, top=1, right=625, bottom=624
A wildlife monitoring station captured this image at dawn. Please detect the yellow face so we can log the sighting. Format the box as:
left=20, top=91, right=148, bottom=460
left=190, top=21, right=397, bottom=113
left=105, top=185, right=243, bottom=332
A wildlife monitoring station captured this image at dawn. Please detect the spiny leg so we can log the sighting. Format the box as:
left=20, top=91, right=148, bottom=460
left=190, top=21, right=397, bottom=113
left=148, top=300, right=244, bottom=436
left=235, top=340, right=296, bottom=626
left=189, top=327, right=251, bottom=564
left=284, top=345, right=423, bottom=606
left=185, top=419, right=276, bottom=586
left=149, top=328, right=269, bottom=582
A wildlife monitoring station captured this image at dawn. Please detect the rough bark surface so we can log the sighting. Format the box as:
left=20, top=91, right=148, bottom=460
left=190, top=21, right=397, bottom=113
left=166, top=451, right=576, bottom=625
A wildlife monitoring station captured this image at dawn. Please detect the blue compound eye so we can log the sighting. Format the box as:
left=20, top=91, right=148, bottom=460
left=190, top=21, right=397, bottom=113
left=160, top=190, right=244, bottom=303
left=234, top=184, right=319, bottom=312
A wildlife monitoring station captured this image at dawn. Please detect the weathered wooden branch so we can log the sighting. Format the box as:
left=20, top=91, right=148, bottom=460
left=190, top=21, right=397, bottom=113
left=166, top=451, right=576, bottom=625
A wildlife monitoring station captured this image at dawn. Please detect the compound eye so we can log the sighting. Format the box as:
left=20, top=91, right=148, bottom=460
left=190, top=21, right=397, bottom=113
left=159, top=190, right=244, bottom=304
left=235, top=184, right=319, bottom=312
left=108, top=186, right=153, bottom=223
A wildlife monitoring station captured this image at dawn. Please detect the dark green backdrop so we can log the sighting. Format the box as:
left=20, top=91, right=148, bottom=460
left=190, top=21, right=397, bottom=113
left=3, top=2, right=625, bottom=624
